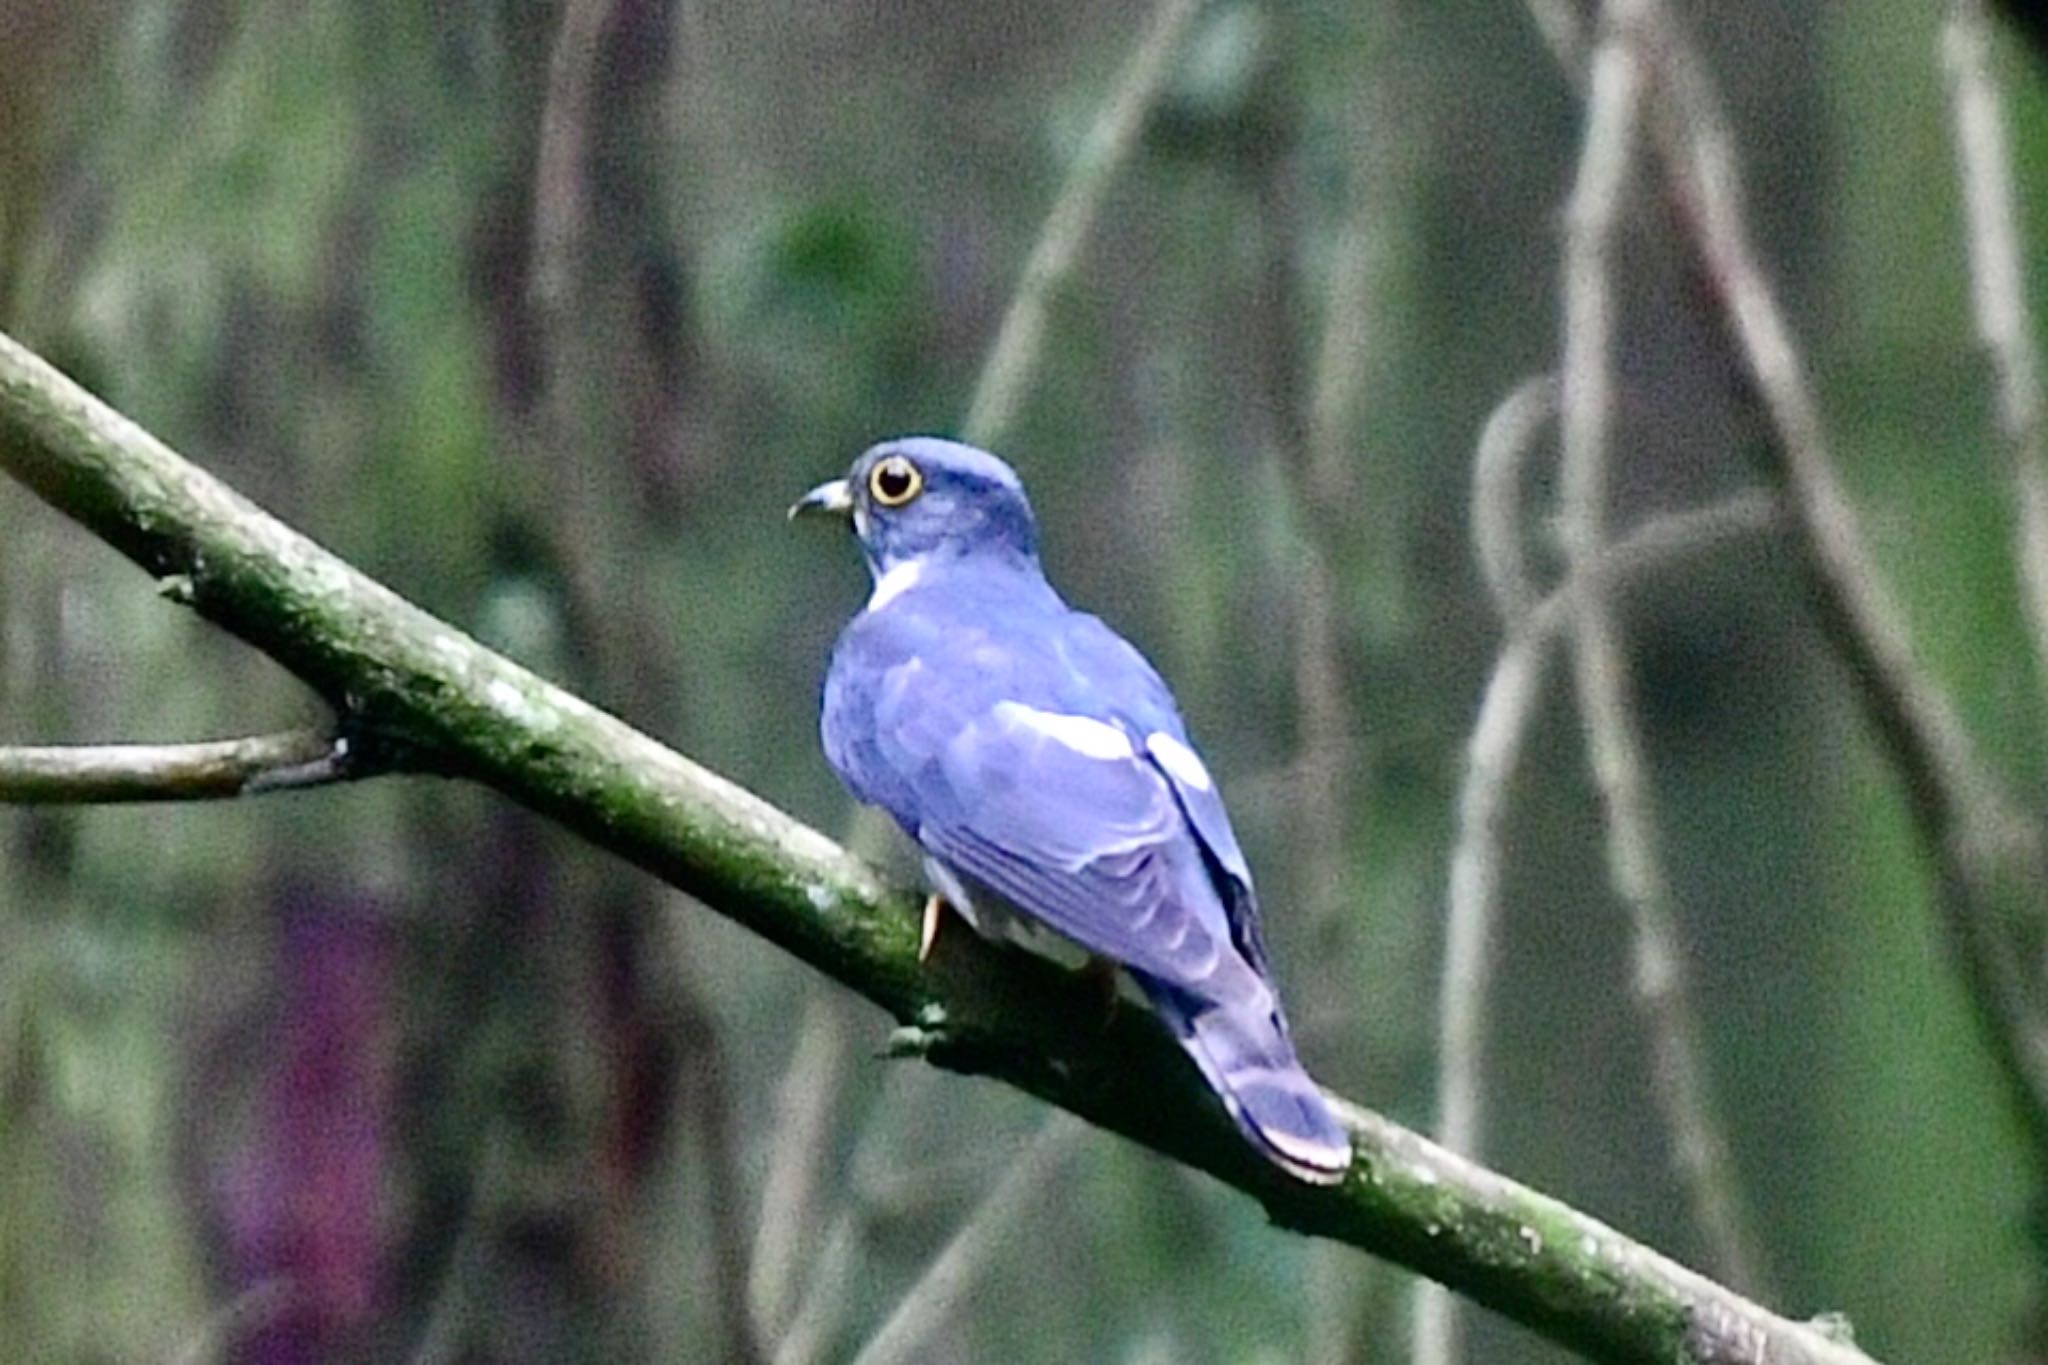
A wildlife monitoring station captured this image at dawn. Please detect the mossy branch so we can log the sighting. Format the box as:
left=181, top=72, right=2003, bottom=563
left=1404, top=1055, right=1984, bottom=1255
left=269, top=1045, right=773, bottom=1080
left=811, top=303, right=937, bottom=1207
left=0, top=328, right=1877, bottom=1365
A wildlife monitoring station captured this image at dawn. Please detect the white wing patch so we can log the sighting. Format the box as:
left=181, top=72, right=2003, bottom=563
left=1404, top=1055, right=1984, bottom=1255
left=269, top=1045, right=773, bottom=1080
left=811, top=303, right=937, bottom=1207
left=992, top=701, right=1134, bottom=760
left=1145, top=732, right=1213, bottom=792
left=867, top=559, right=926, bottom=613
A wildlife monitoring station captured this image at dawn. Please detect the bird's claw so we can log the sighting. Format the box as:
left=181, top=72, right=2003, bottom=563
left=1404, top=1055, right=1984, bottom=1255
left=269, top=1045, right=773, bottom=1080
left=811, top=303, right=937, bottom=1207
left=919, top=892, right=950, bottom=963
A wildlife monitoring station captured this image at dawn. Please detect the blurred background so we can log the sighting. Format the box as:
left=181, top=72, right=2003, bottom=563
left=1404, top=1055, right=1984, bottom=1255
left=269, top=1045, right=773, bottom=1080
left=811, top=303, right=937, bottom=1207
left=0, top=1, right=2041, bottom=1361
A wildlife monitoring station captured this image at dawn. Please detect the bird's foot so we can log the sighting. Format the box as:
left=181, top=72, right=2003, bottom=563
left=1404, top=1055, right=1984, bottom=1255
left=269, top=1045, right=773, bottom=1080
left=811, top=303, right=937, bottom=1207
left=919, top=892, right=951, bottom=963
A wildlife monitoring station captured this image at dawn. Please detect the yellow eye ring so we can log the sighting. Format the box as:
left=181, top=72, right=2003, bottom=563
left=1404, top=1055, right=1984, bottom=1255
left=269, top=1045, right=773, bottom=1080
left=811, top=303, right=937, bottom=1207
left=867, top=455, right=924, bottom=508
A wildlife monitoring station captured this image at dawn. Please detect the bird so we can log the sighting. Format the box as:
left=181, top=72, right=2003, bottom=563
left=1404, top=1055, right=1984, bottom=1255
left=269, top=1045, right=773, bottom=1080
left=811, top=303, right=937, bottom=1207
left=791, top=436, right=1351, bottom=1184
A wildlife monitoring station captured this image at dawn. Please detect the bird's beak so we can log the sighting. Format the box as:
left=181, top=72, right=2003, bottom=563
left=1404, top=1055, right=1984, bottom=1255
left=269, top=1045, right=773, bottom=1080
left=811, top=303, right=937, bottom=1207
left=788, top=477, right=854, bottom=521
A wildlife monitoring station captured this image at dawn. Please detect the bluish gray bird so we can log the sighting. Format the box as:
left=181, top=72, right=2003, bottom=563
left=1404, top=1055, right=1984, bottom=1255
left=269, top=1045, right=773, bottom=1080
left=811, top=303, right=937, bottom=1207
left=792, top=437, right=1351, bottom=1183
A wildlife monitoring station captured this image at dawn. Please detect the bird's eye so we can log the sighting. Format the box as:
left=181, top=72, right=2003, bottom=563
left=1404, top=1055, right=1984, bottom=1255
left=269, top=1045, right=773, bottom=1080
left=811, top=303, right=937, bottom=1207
left=868, top=455, right=924, bottom=508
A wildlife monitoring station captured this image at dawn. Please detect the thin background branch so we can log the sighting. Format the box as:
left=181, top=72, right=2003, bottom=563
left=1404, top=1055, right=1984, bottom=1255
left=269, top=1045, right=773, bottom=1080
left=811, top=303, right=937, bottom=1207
left=1417, top=400, right=1780, bottom=1363
left=748, top=991, right=855, bottom=1351
left=960, top=0, right=1202, bottom=449
left=769, top=1067, right=968, bottom=1365
left=1284, top=124, right=1378, bottom=937
left=530, top=0, right=610, bottom=331
left=1414, top=374, right=1559, bottom=1365
left=1626, top=0, right=1991, bottom=811
left=1471, top=377, right=1557, bottom=624
left=1279, top=40, right=1399, bottom=1355
left=1942, top=0, right=2048, bottom=715
left=769, top=1212, right=857, bottom=1365
left=847, top=1117, right=1083, bottom=1365
left=528, top=7, right=767, bottom=1361
left=1557, top=0, right=1763, bottom=1295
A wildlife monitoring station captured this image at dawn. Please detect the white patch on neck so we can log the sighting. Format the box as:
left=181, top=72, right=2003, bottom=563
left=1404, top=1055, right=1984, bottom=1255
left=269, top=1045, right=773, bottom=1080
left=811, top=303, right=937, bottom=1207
left=867, top=559, right=926, bottom=613
left=1145, top=732, right=1213, bottom=791
left=993, top=702, right=1134, bottom=760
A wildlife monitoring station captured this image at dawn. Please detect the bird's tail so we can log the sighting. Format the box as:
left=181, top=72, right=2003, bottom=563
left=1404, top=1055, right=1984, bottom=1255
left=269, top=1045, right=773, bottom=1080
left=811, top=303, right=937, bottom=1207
left=1143, top=981, right=1352, bottom=1184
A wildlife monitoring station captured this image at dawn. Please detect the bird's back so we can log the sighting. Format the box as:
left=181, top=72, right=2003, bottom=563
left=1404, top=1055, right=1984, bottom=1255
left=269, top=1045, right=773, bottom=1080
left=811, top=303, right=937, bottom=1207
left=822, top=565, right=1178, bottom=802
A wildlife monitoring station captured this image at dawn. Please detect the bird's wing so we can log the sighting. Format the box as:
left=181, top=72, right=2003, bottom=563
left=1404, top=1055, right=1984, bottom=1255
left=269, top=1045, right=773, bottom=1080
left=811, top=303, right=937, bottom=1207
left=827, top=613, right=1257, bottom=1002
left=922, top=700, right=1242, bottom=996
left=1134, top=728, right=1272, bottom=977
left=1053, top=612, right=1272, bottom=974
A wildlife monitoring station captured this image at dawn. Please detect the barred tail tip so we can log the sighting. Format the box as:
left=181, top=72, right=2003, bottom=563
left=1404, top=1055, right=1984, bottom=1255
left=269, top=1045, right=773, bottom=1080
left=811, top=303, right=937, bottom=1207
left=1223, top=1072, right=1353, bottom=1185
left=1167, top=995, right=1354, bottom=1185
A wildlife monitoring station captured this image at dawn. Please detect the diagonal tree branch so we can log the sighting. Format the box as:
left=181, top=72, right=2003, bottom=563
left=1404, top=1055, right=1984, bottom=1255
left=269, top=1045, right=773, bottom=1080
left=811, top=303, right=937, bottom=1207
left=0, top=326, right=1878, bottom=1365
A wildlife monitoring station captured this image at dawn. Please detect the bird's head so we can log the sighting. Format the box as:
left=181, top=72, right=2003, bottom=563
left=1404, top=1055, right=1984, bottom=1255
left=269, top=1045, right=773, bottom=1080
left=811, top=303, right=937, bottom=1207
left=790, top=437, right=1041, bottom=578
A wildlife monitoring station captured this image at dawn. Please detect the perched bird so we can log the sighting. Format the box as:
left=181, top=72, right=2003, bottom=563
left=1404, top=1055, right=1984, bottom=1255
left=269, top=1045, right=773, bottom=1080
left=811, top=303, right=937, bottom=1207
left=792, top=437, right=1351, bottom=1183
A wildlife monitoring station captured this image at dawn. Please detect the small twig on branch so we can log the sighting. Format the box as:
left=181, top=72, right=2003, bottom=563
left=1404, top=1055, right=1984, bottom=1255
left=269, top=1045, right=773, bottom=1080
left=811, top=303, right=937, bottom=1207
left=1557, top=1, right=1765, bottom=1296
left=0, top=728, right=346, bottom=803
left=1942, top=0, right=2048, bottom=710
left=961, top=0, right=1202, bottom=448
left=0, top=327, right=1882, bottom=1364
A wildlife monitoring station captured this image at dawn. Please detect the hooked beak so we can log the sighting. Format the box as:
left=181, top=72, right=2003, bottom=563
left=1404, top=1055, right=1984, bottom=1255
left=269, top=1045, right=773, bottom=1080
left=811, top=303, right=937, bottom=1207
left=788, top=477, right=854, bottom=522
